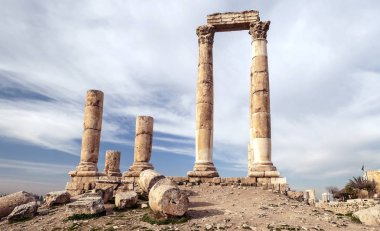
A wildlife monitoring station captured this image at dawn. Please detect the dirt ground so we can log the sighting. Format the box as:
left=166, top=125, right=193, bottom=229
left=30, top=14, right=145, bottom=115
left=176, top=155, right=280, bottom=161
left=0, top=185, right=378, bottom=231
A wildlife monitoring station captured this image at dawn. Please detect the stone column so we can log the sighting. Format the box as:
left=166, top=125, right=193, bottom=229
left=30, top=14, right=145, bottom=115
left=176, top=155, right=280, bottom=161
left=73, top=89, right=104, bottom=176
left=104, top=150, right=121, bottom=177
left=123, top=116, right=154, bottom=177
left=188, top=25, right=219, bottom=178
left=248, top=21, right=279, bottom=177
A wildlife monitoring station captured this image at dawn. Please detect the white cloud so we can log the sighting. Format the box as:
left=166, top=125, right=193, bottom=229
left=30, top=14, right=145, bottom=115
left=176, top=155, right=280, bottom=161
left=0, top=158, right=72, bottom=174
left=0, top=0, right=380, bottom=193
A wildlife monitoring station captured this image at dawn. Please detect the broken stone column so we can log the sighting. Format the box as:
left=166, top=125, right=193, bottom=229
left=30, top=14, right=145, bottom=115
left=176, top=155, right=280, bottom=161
left=76, top=89, right=104, bottom=175
left=139, top=169, right=189, bottom=217
left=104, top=150, right=121, bottom=177
left=123, top=116, right=154, bottom=177
left=149, top=184, right=189, bottom=217
left=188, top=25, right=219, bottom=178
left=138, top=169, right=165, bottom=193
left=0, top=191, right=36, bottom=219
left=248, top=22, right=279, bottom=178
left=66, top=90, right=105, bottom=196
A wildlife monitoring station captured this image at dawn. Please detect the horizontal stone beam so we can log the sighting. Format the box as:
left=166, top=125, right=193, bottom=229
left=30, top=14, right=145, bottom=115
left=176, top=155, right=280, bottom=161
left=207, top=10, right=260, bottom=32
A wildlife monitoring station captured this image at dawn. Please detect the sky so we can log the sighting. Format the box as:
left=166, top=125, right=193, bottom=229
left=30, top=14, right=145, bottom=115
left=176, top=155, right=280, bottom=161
left=1, top=1, right=380, bottom=197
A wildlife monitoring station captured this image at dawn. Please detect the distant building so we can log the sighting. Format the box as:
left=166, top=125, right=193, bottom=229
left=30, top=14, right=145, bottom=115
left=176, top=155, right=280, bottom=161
left=366, top=170, right=380, bottom=193
left=304, top=189, right=316, bottom=204
left=321, top=192, right=332, bottom=202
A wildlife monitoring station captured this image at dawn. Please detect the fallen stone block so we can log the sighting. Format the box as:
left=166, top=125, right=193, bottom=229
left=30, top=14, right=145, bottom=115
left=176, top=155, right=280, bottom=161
left=138, top=169, right=165, bottom=193
left=149, top=184, right=189, bottom=217
left=66, top=197, right=105, bottom=215
left=100, top=186, right=114, bottom=203
left=115, top=191, right=138, bottom=209
left=92, top=187, right=114, bottom=203
left=0, top=191, right=36, bottom=218
left=287, top=191, right=304, bottom=202
left=7, top=201, right=38, bottom=223
left=45, top=191, right=70, bottom=207
left=353, top=204, right=380, bottom=225
left=150, top=178, right=176, bottom=192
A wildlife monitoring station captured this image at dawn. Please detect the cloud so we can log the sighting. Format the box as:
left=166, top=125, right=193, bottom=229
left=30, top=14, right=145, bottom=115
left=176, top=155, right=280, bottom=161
left=0, top=0, right=380, bottom=194
left=0, top=158, right=72, bottom=174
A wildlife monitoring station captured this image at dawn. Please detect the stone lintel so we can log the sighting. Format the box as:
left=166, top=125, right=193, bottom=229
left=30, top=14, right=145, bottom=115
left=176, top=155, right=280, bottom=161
left=207, top=10, right=260, bottom=32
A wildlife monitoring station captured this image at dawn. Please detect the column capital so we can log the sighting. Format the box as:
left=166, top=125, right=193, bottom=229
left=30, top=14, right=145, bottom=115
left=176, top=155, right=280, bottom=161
left=249, top=21, right=270, bottom=40
left=196, top=25, right=215, bottom=45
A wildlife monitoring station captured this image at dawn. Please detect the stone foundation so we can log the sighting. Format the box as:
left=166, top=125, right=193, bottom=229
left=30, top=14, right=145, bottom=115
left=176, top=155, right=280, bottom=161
left=68, top=174, right=288, bottom=197
left=316, top=199, right=378, bottom=215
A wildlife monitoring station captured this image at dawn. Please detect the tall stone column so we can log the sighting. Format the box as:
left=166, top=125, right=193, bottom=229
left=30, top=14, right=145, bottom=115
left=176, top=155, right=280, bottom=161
left=104, top=150, right=121, bottom=177
left=66, top=89, right=104, bottom=195
left=188, top=25, right=219, bottom=178
left=123, top=116, right=154, bottom=177
left=248, top=21, right=279, bottom=177
left=73, top=89, right=104, bottom=176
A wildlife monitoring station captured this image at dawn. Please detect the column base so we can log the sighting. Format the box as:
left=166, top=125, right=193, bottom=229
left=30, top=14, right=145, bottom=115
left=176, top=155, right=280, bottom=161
left=106, top=171, right=122, bottom=177
left=75, top=161, right=99, bottom=172
left=66, top=163, right=105, bottom=196
left=65, top=174, right=102, bottom=196
left=122, top=162, right=154, bottom=177
left=248, top=163, right=280, bottom=178
left=187, top=162, right=219, bottom=177
left=248, top=170, right=280, bottom=178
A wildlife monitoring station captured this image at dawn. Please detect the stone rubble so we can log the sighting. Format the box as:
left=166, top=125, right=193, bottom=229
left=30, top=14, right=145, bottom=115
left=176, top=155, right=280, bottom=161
left=66, top=196, right=105, bottom=215
left=44, top=191, right=70, bottom=207
left=115, top=191, right=138, bottom=209
left=0, top=191, right=36, bottom=218
left=7, top=201, right=38, bottom=223
left=353, top=204, right=380, bottom=226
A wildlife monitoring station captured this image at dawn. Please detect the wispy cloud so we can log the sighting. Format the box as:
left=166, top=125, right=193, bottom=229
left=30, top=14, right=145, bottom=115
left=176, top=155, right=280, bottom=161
left=0, top=0, right=380, bottom=194
left=0, top=158, right=72, bottom=174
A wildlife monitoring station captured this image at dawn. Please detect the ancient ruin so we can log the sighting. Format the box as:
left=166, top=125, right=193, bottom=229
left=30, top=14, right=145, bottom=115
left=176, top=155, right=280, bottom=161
left=123, top=116, right=154, bottom=177
left=66, top=90, right=105, bottom=196
left=2, top=9, right=379, bottom=231
left=63, top=11, right=286, bottom=198
left=188, top=10, right=280, bottom=179
left=104, top=150, right=122, bottom=177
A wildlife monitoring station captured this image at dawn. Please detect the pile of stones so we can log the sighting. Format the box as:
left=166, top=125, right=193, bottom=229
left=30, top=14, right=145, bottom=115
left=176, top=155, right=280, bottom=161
left=0, top=170, right=189, bottom=224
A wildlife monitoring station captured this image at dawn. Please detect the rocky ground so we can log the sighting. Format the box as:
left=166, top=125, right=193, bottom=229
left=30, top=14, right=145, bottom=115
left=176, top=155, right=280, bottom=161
left=0, top=185, right=378, bottom=231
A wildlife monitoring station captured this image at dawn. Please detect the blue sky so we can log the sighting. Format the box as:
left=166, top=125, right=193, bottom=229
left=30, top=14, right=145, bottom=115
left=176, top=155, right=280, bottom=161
left=1, top=1, right=380, bottom=197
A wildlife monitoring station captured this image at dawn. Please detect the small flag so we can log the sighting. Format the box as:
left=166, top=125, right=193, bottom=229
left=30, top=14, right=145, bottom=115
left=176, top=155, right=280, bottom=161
left=361, top=165, right=364, bottom=171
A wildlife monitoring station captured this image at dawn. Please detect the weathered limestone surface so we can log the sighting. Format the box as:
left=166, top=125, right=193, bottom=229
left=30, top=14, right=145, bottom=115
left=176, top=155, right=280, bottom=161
left=150, top=178, right=177, bottom=192
left=66, top=197, right=105, bottom=215
left=77, top=90, right=104, bottom=174
left=45, top=191, right=71, bottom=207
left=149, top=185, right=189, bottom=217
left=7, top=201, right=37, bottom=223
left=138, top=169, right=165, bottom=194
left=287, top=191, right=304, bottom=202
left=65, top=176, right=99, bottom=196
left=94, top=187, right=114, bottom=203
left=104, top=150, right=121, bottom=177
left=207, top=11, right=260, bottom=32
left=123, top=116, right=154, bottom=177
left=66, top=90, right=105, bottom=196
left=248, top=21, right=279, bottom=178
left=316, top=200, right=377, bottom=215
left=188, top=25, right=218, bottom=178
left=115, top=191, right=138, bottom=209
left=0, top=191, right=36, bottom=218
left=367, top=170, right=380, bottom=193
left=353, top=204, right=380, bottom=226
left=304, top=189, right=316, bottom=205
